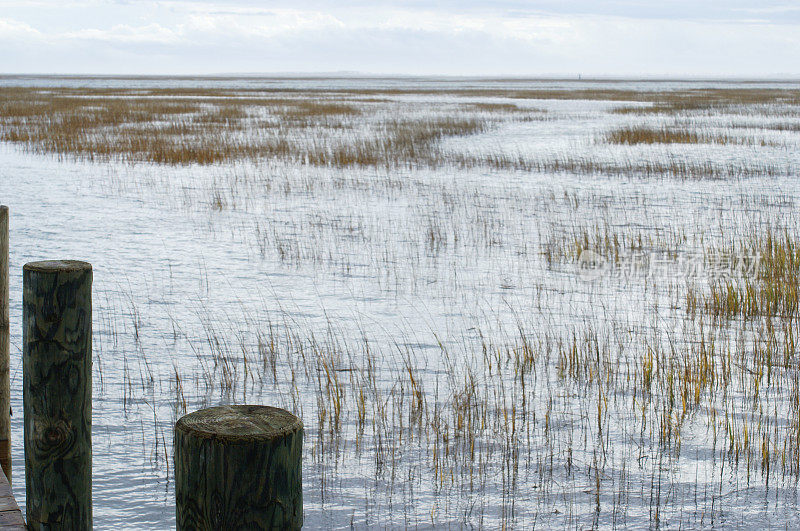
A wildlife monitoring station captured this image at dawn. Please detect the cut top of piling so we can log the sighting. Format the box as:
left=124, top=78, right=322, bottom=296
left=23, top=260, right=92, bottom=274
left=176, top=405, right=302, bottom=442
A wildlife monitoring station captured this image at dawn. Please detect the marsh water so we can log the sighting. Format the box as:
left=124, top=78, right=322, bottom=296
left=2, top=76, right=800, bottom=528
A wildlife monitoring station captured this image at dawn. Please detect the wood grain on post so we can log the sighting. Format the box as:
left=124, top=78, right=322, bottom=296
left=23, top=260, right=92, bottom=530
left=175, top=405, right=303, bottom=530
left=0, top=207, right=9, bottom=482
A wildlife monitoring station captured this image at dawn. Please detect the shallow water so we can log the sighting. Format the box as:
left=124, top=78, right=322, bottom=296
left=1, top=77, right=800, bottom=528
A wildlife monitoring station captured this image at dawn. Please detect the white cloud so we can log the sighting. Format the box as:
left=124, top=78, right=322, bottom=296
left=62, top=23, right=180, bottom=43
left=0, top=17, right=42, bottom=39
left=183, top=10, right=345, bottom=39
left=0, top=1, right=798, bottom=75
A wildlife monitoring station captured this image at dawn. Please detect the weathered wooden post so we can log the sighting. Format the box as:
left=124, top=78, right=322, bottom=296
left=0, top=206, right=10, bottom=482
left=23, top=260, right=92, bottom=529
left=175, top=405, right=303, bottom=530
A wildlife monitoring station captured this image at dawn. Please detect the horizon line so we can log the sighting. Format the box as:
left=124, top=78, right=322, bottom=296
left=2, top=73, right=800, bottom=82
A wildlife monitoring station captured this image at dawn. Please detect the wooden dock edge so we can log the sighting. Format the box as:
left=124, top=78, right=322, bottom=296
left=0, top=469, right=24, bottom=529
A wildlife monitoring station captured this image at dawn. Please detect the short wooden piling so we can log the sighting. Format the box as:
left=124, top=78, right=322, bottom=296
left=175, top=405, right=303, bottom=530
left=0, top=207, right=9, bottom=482
left=23, top=260, right=92, bottom=530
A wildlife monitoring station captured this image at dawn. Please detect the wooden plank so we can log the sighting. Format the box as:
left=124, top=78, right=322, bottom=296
left=0, top=468, right=23, bottom=530
left=0, top=511, right=24, bottom=526
left=0, top=497, right=18, bottom=512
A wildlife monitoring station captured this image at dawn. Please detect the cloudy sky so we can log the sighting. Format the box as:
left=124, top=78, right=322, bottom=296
left=1, top=1, right=799, bottom=76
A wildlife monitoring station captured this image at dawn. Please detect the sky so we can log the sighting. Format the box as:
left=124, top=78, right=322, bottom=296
left=1, top=1, right=799, bottom=76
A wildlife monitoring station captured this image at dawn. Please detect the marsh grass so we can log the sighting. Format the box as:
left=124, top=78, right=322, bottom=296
left=156, top=279, right=800, bottom=527
left=543, top=223, right=687, bottom=266
left=687, top=231, right=800, bottom=320
left=468, top=153, right=791, bottom=179
left=92, top=168, right=800, bottom=528
left=3, top=86, right=797, bottom=176
left=603, top=126, right=776, bottom=146
left=7, top=80, right=800, bottom=526
left=727, top=121, right=800, bottom=133
left=610, top=88, right=800, bottom=115
left=0, top=87, right=507, bottom=166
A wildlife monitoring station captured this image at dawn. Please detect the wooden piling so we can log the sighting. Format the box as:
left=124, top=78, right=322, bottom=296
left=23, top=260, right=92, bottom=530
left=175, top=405, right=303, bottom=530
left=0, top=207, right=9, bottom=483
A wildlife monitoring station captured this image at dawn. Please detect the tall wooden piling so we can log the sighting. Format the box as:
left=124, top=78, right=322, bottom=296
left=0, top=207, right=9, bottom=483
left=23, top=260, right=92, bottom=530
left=175, top=405, right=303, bottom=530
